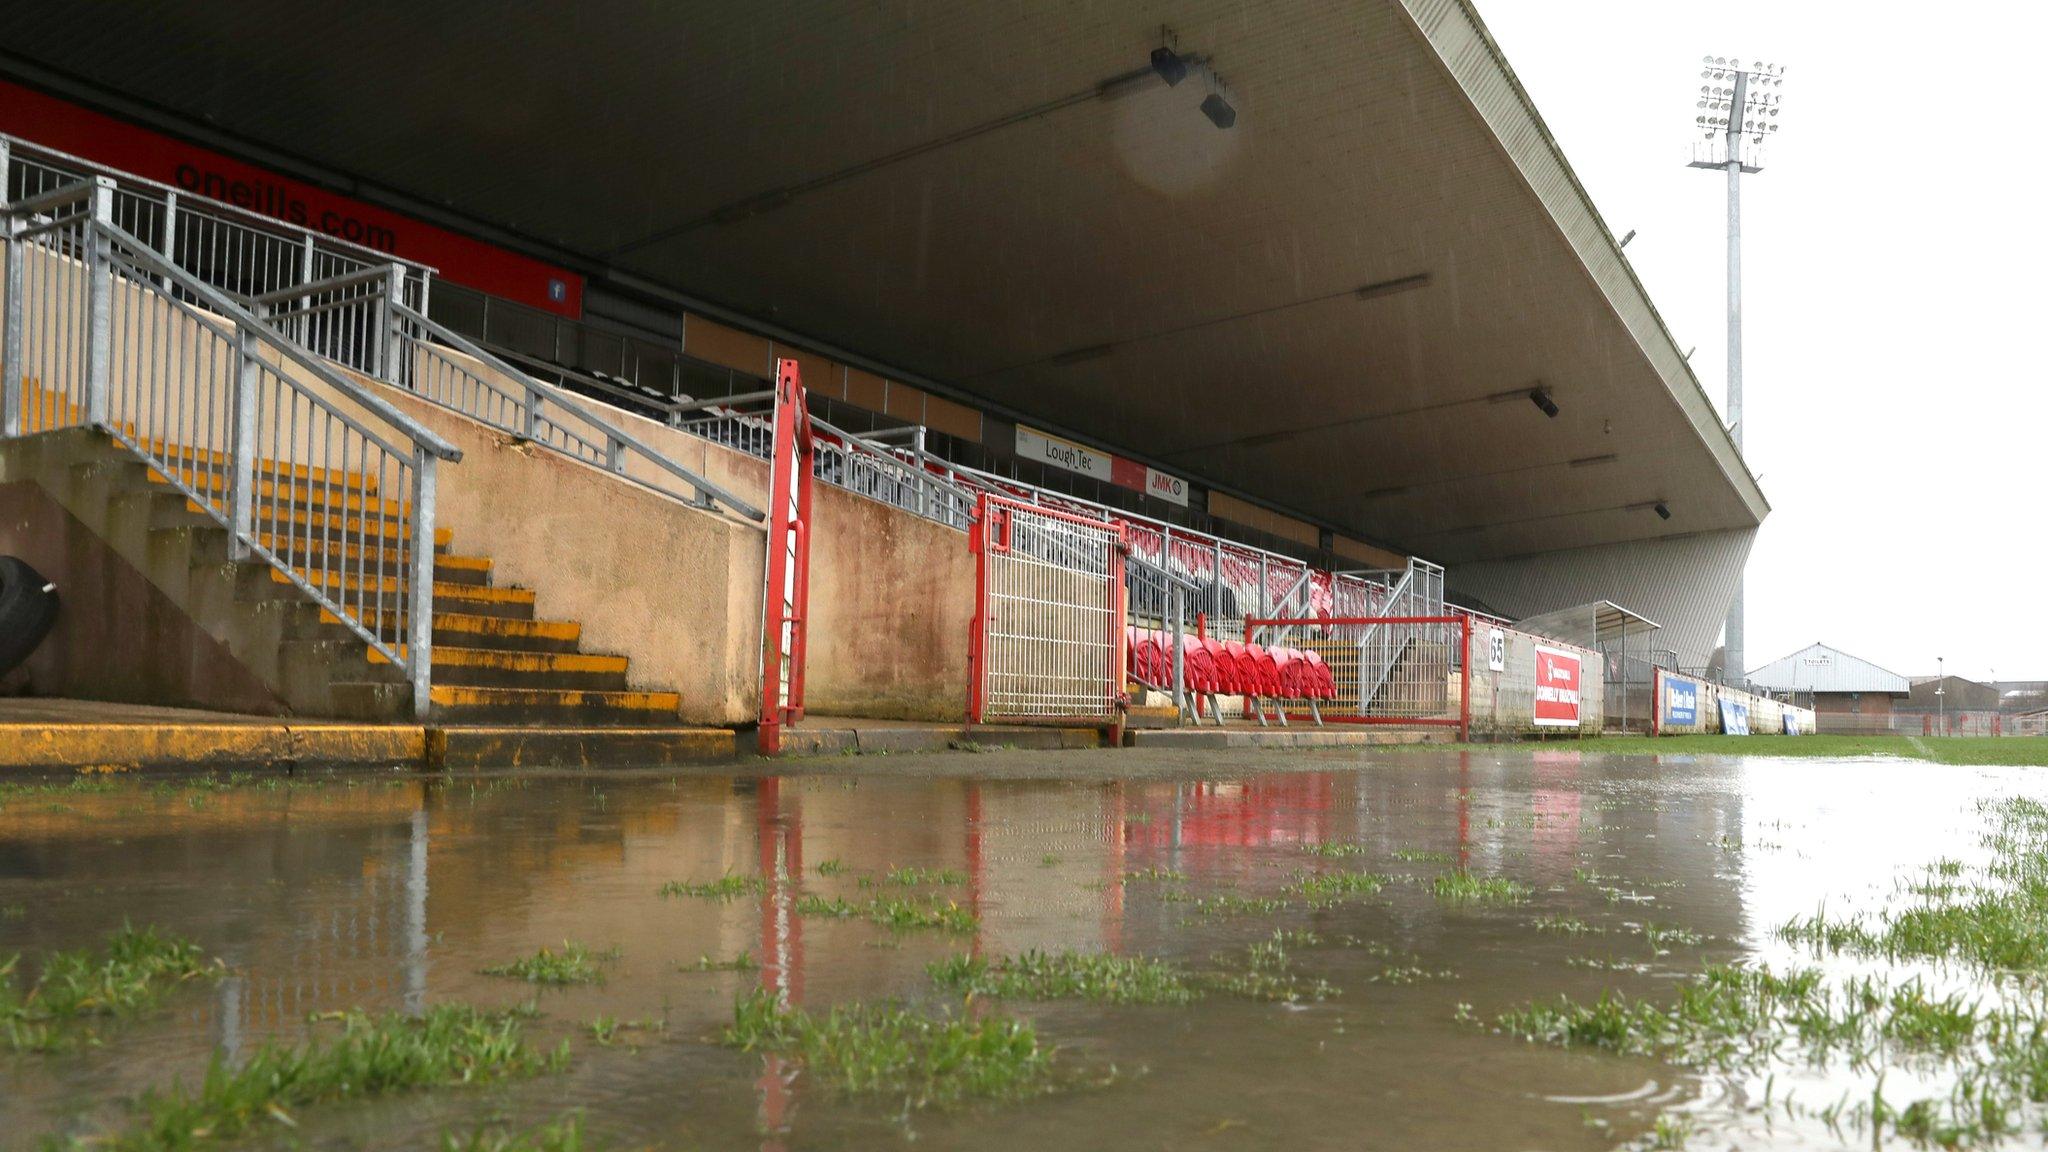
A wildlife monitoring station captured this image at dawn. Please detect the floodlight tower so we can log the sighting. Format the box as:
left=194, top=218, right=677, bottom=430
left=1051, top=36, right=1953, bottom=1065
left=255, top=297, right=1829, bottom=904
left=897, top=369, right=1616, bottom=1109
left=1690, top=56, right=1785, bottom=685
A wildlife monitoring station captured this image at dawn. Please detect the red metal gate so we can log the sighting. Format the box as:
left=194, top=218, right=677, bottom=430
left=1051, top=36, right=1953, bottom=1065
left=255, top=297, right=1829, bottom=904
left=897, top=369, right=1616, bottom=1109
left=758, top=359, right=813, bottom=755
left=968, top=494, right=1126, bottom=732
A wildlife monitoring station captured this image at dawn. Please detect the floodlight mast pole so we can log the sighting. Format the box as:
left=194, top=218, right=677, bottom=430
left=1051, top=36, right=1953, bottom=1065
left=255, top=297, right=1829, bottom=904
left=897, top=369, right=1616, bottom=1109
left=1690, top=57, right=1783, bottom=688
left=1722, top=69, right=1746, bottom=687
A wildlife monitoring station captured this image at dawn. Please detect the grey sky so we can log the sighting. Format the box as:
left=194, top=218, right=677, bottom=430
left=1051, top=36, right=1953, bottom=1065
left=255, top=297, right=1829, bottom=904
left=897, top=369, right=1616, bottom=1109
left=1479, top=1, right=2047, bottom=683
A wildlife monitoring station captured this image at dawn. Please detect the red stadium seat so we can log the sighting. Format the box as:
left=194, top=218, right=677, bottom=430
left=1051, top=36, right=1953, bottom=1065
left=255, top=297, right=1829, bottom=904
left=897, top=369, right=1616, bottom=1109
left=1211, top=639, right=1250, bottom=696
left=1243, top=642, right=1283, bottom=696
left=1271, top=647, right=1307, bottom=699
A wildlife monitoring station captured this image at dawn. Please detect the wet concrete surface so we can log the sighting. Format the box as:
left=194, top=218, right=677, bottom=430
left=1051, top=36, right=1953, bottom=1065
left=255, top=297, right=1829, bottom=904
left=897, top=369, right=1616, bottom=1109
left=1, top=745, right=2040, bottom=1149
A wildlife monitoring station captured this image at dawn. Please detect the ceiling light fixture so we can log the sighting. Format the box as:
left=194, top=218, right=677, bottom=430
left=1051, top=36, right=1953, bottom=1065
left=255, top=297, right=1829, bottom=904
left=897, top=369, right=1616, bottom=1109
left=1529, top=388, right=1560, bottom=418
left=1200, top=91, right=1237, bottom=129
left=1151, top=46, right=1188, bottom=86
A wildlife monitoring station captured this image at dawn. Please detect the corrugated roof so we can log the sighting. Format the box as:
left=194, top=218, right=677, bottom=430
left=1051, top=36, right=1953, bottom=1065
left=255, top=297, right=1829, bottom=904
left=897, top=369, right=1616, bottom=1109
left=1747, top=643, right=1910, bottom=695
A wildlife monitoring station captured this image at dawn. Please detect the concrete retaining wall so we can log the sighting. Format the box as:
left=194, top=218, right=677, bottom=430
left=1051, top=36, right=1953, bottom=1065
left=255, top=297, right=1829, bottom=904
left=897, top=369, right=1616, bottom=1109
left=0, top=446, right=287, bottom=714
left=1650, top=668, right=1816, bottom=736
left=484, top=381, right=976, bottom=723
left=1463, top=625, right=1605, bottom=739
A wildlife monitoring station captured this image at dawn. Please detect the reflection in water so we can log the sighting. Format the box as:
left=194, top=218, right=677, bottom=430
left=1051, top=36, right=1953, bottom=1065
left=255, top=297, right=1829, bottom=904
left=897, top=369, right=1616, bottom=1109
left=2, top=751, right=2036, bottom=1150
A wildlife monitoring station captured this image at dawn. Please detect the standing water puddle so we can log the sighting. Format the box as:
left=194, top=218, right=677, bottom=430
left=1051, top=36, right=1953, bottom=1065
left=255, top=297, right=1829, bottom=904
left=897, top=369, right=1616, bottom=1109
left=2, top=747, right=2041, bottom=1150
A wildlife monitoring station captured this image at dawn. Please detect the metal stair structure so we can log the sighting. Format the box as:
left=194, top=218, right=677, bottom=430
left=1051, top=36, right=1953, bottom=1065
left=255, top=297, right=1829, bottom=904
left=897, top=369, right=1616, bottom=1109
left=1, top=136, right=729, bottom=724
left=1353, top=559, right=1446, bottom=715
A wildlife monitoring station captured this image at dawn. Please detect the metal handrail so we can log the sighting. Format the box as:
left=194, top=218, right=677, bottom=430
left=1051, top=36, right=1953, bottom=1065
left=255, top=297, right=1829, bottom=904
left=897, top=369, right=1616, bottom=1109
left=1353, top=559, right=1446, bottom=714
left=250, top=265, right=397, bottom=308
left=3, top=178, right=457, bottom=717
left=487, top=343, right=692, bottom=419
left=389, top=301, right=765, bottom=522
left=1, top=133, right=435, bottom=278
left=100, top=229, right=461, bottom=463
left=671, top=397, right=976, bottom=530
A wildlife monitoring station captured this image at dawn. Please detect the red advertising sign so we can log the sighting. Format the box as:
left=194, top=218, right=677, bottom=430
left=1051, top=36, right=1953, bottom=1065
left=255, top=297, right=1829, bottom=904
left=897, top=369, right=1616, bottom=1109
left=0, top=80, right=583, bottom=317
left=1533, top=645, right=1583, bottom=728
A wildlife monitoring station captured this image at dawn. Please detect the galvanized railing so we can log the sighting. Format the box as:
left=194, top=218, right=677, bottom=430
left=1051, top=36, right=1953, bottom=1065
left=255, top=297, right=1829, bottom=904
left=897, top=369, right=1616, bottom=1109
left=246, top=267, right=765, bottom=522
left=674, top=403, right=975, bottom=529
left=1126, top=553, right=1202, bottom=721
left=1353, top=559, right=1446, bottom=714
left=1, top=135, right=433, bottom=321
left=2, top=177, right=461, bottom=717
left=392, top=301, right=766, bottom=520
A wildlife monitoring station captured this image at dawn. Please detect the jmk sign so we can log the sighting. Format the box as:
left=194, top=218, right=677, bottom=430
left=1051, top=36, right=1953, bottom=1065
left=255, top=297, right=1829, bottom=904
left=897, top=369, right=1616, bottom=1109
left=1532, top=646, right=1583, bottom=728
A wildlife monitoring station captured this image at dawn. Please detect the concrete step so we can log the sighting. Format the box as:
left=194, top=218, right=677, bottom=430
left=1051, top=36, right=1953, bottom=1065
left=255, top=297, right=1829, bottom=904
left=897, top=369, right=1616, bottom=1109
left=151, top=468, right=402, bottom=518
left=138, top=440, right=382, bottom=493
left=290, top=606, right=584, bottom=653
left=330, top=683, right=682, bottom=725
left=431, top=726, right=734, bottom=768
left=254, top=535, right=488, bottom=583
left=1124, top=703, right=1183, bottom=730
left=367, top=645, right=631, bottom=691
left=176, top=496, right=451, bottom=549
left=1123, top=726, right=1448, bottom=749
left=262, top=567, right=535, bottom=618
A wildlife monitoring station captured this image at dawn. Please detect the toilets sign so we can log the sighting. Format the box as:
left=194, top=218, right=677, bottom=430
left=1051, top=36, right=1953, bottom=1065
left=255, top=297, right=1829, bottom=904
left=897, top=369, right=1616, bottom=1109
left=1014, top=425, right=1188, bottom=507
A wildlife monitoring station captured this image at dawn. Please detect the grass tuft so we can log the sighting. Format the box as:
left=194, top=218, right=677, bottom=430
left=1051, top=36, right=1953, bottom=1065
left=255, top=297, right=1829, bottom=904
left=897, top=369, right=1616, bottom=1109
left=73, top=1004, right=563, bottom=1150
left=723, top=990, right=1060, bottom=1109
left=1287, top=870, right=1390, bottom=900
left=795, top=893, right=977, bottom=934
left=658, top=874, right=764, bottom=901
left=1431, top=871, right=1532, bottom=905
left=1, top=924, right=217, bottom=1052
left=929, top=950, right=1198, bottom=1005
left=481, top=943, right=613, bottom=986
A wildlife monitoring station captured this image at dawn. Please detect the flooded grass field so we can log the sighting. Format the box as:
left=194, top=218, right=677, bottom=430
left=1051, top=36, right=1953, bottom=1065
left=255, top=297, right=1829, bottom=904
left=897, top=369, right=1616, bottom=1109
left=6, top=741, right=2048, bottom=1150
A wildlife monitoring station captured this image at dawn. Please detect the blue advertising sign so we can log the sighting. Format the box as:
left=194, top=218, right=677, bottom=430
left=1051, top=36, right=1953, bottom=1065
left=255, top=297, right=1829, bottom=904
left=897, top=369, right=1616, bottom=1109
left=1719, top=698, right=1751, bottom=736
left=1662, top=675, right=1700, bottom=727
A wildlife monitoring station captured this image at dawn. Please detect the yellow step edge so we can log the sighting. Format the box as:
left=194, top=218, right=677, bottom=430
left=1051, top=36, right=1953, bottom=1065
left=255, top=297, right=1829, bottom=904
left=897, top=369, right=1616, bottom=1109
left=270, top=567, right=533, bottom=603
left=317, top=608, right=580, bottom=642
left=428, top=685, right=682, bottom=712
left=138, top=440, right=378, bottom=491
left=184, top=499, right=453, bottom=547
left=254, top=535, right=489, bottom=572
left=367, top=647, right=628, bottom=674
left=154, top=468, right=404, bottom=518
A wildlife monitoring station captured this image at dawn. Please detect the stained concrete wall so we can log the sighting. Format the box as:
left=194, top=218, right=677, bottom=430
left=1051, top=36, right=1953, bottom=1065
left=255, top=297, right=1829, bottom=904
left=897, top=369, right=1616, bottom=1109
left=0, top=466, right=286, bottom=713
left=1463, top=626, right=1605, bottom=739
left=408, top=349, right=978, bottom=723
left=568, top=397, right=975, bottom=722
left=354, top=385, right=766, bottom=725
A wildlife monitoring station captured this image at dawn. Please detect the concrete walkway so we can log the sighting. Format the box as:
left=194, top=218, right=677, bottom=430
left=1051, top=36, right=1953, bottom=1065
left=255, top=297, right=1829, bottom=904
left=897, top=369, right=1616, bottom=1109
left=0, top=700, right=1447, bottom=773
left=0, top=698, right=734, bottom=772
left=774, top=715, right=1105, bottom=756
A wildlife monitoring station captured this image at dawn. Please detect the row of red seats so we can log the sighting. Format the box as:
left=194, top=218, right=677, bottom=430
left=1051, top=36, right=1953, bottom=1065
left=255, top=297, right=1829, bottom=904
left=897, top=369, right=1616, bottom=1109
left=1127, top=628, right=1337, bottom=701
